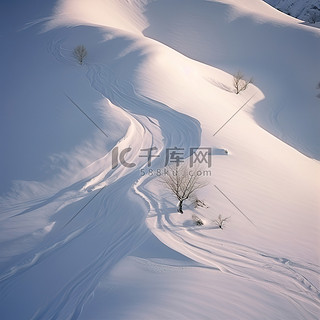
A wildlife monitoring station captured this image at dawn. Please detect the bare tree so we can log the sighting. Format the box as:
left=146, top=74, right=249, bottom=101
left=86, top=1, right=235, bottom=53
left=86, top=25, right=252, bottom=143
left=73, top=45, right=87, bottom=65
left=233, top=71, right=253, bottom=94
left=160, top=164, right=208, bottom=213
left=214, top=214, right=230, bottom=229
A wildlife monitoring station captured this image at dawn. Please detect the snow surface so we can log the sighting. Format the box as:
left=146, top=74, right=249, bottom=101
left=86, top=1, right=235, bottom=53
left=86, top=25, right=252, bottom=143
left=1, top=0, right=320, bottom=319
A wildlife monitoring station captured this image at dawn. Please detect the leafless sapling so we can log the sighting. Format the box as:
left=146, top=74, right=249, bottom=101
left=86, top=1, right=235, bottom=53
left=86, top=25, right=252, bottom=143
left=233, top=71, right=253, bottom=94
left=73, top=45, right=87, bottom=65
left=160, top=164, right=209, bottom=214
left=214, top=214, right=230, bottom=229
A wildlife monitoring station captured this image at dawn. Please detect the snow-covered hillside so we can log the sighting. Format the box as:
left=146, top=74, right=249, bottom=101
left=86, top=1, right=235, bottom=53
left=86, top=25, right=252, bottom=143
left=1, top=0, right=320, bottom=319
left=264, top=0, right=320, bottom=22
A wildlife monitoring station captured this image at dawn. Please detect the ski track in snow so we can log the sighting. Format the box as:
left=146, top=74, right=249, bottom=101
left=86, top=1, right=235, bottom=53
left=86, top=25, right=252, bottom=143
left=140, top=179, right=320, bottom=318
left=1, top=38, right=319, bottom=320
left=86, top=49, right=320, bottom=320
left=2, top=31, right=320, bottom=320
left=1, top=2, right=320, bottom=318
left=0, top=41, right=202, bottom=318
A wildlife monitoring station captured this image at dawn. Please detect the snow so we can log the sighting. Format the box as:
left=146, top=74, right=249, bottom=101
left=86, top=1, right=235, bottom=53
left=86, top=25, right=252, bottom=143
left=1, top=0, right=320, bottom=319
left=263, top=0, right=320, bottom=23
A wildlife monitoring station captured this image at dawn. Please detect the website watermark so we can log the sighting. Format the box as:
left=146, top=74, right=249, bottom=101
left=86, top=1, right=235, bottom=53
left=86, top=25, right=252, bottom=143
left=140, top=167, right=212, bottom=177
left=112, top=146, right=214, bottom=169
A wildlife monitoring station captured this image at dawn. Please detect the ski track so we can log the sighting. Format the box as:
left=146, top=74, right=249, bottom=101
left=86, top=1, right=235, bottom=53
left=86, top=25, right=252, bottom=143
left=65, top=41, right=320, bottom=319
left=142, top=190, right=320, bottom=317
left=0, top=43, right=202, bottom=318
left=1, top=25, right=320, bottom=319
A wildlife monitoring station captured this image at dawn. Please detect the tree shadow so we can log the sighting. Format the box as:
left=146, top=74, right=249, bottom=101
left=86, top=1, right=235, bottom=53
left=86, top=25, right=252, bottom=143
left=207, top=78, right=233, bottom=93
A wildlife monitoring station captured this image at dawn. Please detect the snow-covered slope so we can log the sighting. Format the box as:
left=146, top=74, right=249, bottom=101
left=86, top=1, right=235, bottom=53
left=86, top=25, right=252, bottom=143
left=1, top=0, right=319, bottom=319
left=264, top=0, right=320, bottom=23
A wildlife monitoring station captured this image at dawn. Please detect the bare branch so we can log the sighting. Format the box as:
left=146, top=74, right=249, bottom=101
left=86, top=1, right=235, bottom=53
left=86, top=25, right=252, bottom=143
left=190, top=195, right=209, bottom=208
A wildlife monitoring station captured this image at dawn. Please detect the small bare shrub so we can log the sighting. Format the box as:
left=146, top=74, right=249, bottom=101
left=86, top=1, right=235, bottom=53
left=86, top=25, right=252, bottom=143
left=73, top=45, right=87, bottom=65
left=233, top=72, right=253, bottom=94
left=214, top=214, right=230, bottom=229
left=192, top=214, right=204, bottom=226
left=192, top=198, right=209, bottom=209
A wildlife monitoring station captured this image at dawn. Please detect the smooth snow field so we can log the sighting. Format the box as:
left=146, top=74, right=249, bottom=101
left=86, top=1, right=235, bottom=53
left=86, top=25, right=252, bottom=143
left=1, top=0, right=320, bottom=319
